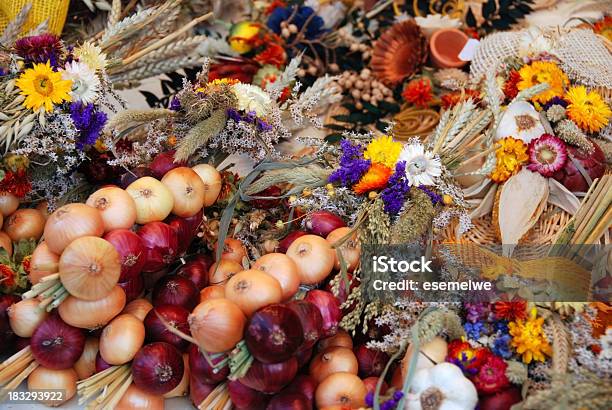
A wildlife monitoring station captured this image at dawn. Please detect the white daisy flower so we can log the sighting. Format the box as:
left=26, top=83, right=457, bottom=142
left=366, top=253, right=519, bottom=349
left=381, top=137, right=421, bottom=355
left=62, top=61, right=100, bottom=104
left=398, top=142, right=442, bottom=186
left=74, top=41, right=108, bottom=72
left=232, top=83, right=272, bottom=117
left=496, top=101, right=545, bottom=143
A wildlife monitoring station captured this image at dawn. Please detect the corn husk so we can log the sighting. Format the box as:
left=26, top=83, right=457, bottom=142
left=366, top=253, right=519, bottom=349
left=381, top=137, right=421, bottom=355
left=497, top=169, right=549, bottom=255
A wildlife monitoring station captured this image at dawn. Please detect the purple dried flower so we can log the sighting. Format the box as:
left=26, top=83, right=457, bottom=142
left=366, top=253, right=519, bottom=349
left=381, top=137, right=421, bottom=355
left=328, top=139, right=370, bottom=186
left=393, top=391, right=404, bottom=400
left=256, top=118, right=273, bottom=132
left=417, top=185, right=443, bottom=205
left=70, top=102, right=107, bottom=149
left=227, top=108, right=241, bottom=122
left=465, top=302, right=490, bottom=323
left=15, top=34, right=63, bottom=67
left=380, top=161, right=410, bottom=215
left=244, top=111, right=257, bottom=123
left=170, top=96, right=181, bottom=111
left=365, top=392, right=374, bottom=407
left=464, top=321, right=486, bottom=340
left=543, top=96, right=568, bottom=110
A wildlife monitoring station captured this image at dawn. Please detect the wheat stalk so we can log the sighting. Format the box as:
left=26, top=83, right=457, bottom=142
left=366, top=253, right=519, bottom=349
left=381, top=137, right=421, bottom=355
left=549, top=313, right=570, bottom=374
left=175, top=109, right=227, bottom=162
left=0, top=3, right=31, bottom=46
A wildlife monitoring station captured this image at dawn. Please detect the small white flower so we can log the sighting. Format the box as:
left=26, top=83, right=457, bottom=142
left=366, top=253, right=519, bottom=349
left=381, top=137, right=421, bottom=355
left=62, top=61, right=100, bottom=104
left=415, top=14, right=462, bottom=38
left=232, top=83, right=272, bottom=117
left=496, top=101, right=546, bottom=143
left=74, top=41, right=107, bottom=72
left=398, top=142, right=442, bottom=186
left=600, top=328, right=612, bottom=360
left=518, top=28, right=553, bottom=59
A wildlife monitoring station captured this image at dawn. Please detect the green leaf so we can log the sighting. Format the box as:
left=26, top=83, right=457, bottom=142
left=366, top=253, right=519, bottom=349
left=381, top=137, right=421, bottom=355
left=332, top=115, right=351, bottom=123
left=325, top=133, right=343, bottom=144
left=376, top=121, right=389, bottom=133
left=361, top=101, right=382, bottom=116
left=324, top=123, right=348, bottom=131
left=377, top=100, right=400, bottom=114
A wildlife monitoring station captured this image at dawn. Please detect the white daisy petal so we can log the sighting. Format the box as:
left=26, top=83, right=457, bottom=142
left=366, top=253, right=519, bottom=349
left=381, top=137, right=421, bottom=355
left=399, top=142, right=441, bottom=187
left=61, top=61, right=100, bottom=104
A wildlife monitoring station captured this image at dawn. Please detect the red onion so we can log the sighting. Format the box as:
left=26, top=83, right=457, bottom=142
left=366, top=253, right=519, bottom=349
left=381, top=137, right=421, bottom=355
left=104, top=229, right=145, bottom=282
left=132, top=342, right=184, bottom=395
left=30, top=315, right=85, bottom=370
left=95, top=352, right=112, bottom=373
left=479, top=386, right=523, bottom=410
left=183, top=207, right=203, bottom=236
left=363, top=377, right=387, bottom=395
left=304, top=211, right=345, bottom=237
left=143, top=269, right=167, bottom=290
left=266, top=392, right=311, bottom=410
left=188, top=343, right=228, bottom=384
left=304, top=290, right=341, bottom=337
left=0, top=295, right=20, bottom=354
left=286, top=300, right=323, bottom=351
left=228, top=380, right=270, bottom=410
left=278, top=231, right=307, bottom=254
left=249, top=186, right=282, bottom=209
left=150, top=150, right=186, bottom=179
left=138, top=222, right=179, bottom=272
left=354, top=345, right=388, bottom=378
left=245, top=304, right=304, bottom=364
left=239, top=357, right=298, bottom=393
left=189, top=374, right=216, bottom=407
left=118, top=274, right=144, bottom=302
left=177, top=258, right=210, bottom=290
left=15, top=336, right=30, bottom=352
left=152, top=275, right=198, bottom=310
left=295, top=347, right=313, bottom=369
left=324, top=273, right=358, bottom=311
left=165, top=215, right=191, bottom=255
left=119, top=167, right=152, bottom=190
left=284, top=375, right=318, bottom=404
left=144, top=305, right=191, bottom=351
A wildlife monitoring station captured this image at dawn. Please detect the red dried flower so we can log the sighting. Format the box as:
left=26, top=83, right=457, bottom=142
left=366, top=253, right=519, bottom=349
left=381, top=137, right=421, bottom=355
left=208, top=59, right=260, bottom=84
left=14, top=34, right=63, bottom=65
left=447, top=339, right=491, bottom=375
left=503, top=70, right=521, bottom=100
left=402, top=78, right=433, bottom=107
left=472, top=355, right=510, bottom=395
left=440, top=89, right=481, bottom=109
left=254, top=40, right=287, bottom=68
left=265, top=0, right=287, bottom=15
left=0, top=169, right=32, bottom=198
left=494, top=298, right=527, bottom=321
left=0, top=265, right=17, bottom=289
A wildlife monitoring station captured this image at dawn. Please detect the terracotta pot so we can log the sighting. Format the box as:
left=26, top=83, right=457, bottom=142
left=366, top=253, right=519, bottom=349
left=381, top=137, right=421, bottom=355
left=429, top=28, right=469, bottom=68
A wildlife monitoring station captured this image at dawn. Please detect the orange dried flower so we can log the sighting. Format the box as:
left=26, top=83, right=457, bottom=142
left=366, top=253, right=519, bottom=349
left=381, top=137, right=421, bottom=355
left=353, top=163, right=392, bottom=195
left=441, top=89, right=481, bottom=109
left=503, top=70, right=521, bottom=100
left=402, top=78, right=433, bottom=108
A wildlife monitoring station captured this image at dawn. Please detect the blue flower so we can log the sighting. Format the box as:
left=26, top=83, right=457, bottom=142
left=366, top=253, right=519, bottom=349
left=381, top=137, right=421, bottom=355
left=328, top=139, right=371, bottom=186
left=464, top=321, right=486, bottom=340
left=493, top=320, right=509, bottom=334
left=70, top=102, right=107, bottom=149
left=380, top=161, right=410, bottom=215
left=543, top=96, right=568, bottom=110
left=170, top=96, right=181, bottom=111
left=492, top=334, right=513, bottom=359
left=267, top=6, right=326, bottom=40
left=418, top=185, right=443, bottom=205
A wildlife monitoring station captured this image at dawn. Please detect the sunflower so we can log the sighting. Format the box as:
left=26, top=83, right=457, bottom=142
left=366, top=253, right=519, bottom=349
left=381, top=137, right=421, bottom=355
left=363, top=135, right=402, bottom=169
left=565, top=86, right=612, bottom=133
left=517, top=61, right=569, bottom=105
left=353, top=163, right=392, bottom=195
left=15, top=62, right=72, bottom=112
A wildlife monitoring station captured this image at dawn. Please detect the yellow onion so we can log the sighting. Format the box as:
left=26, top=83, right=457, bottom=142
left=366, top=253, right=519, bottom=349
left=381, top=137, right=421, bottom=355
left=208, top=259, right=243, bottom=286
left=36, top=201, right=50, bottom=220
left=286, top=235, right=335, bottom=285
left=126, top=177, right=174, bottom=224
left=0, top=231, right=12, bottom=257
left=0, top=193, right=19, bottom=216
left=43, top=203, right=104, bottom=254
left=252, top=253, right=300, bottom=300
left=58, top=286, right=126, bottom=329
left=161, top=167, right=206, bottom=217
left=189, top=298, right=246, bottom=353
left=225, top=269, right=283, bottom=316
left=122, top=298, right=153, bottom=321
left=99, top=313, right=145, bottom=365
left=86, top=186, right=137, bottom=232
left=214, top=238, right=247, bottom=264
left=8, top=298, right=49, bottom=337
left=29, top=242, right=59, bottom=285
left=309, top=346, right=359, bottom=383
left=326, top=227, right=361, bottom=272
left=192, top=164, right=222, bottom=206
left=318, top=330, right=354, bottom=351
left=164, top=353, right=190, bottom=398
left=315, top=372, right=367, bottom=409
left=200, top=285, right=226, bottom=303
left=3, top=208, right=45, bottom=241
left=117, top=383, right=165, bottom=410
left=74, top=337, right=99, bottom=380
left=27, top=366, right=77, bottom=406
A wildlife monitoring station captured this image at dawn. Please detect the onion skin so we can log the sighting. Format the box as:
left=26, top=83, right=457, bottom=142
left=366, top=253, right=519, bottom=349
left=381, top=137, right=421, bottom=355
left=104, top=229, right=146, bottom=282
left=132, top=342, right=184, bottom=395
left=95, top=352, right=112, bottom=373
left=189, top=374, right=216, bottom=407
left=354, top=344, right=389, bottom=378
left=239, top=357, right=298, bottom=394
left=191, top=164, right=222, bottom=206
left=59, top=236, right=121, bottom=301
left=266, top=392, right=311, bottom=410
left=228, top=380, right=270, bottom=410
left=305, top=211, right=346, bottom=237
left=177, top=257, right=211, bottom=290
left=3, top=208, right=45, bottom=241
left=122, top=298, right=153, bottom=321
left=29, top=242, right=59, bottom=285
left=309, top=346, right=359, bottom=383
left=188, top=298, right=246, bottom=353
left=126, top=177, right=174, bottom=224
left=304, top=290, right=342, bottom=338
left=0, top=192, right=19, bottom=216
left=248, top=186, right=282, bottom=210
left=286, top=235, right=335, bottom=285
left=74, top=337, right=99, bottom=380
left=8, top=298, right=49, bottom=337
left=188, top=343, right=229, bottom=384
left=0, top=295, right=20, bottom=354
left=214, top=238, right=247, bottom=264
left=315, top=372, right=367, bottom=409
left=27, top=366, right=77, bottom=406
left=295, top=346, right=313, bottom=369
left=286, top=300, right=323, bottom=351
left=138, top=222, right=179, bottom=272
left=86, top=187, right=137, bottom=232
left=479, top=386, right=523, bottom=410
left=117, top=383, right=165, bottom=410
left=318, top=330, right=353, bottom=351
left=225, top=269, right=283, bottom=317
left=244, top=304, right=304, bottom=364
left=199, top=285, right=225, bottom=302
left=161, top=167, right=206, bottom=217
left=165, top=215, right=191, bottom=255
left=99, top=313, right=145, bottom=365
left=30, top=315, right=86, bottom=370
left=277, top=231, right=307, bottom=254
left=144, top=304, right=191, bottom=351
left=326, top=227, right=361, bottom=272
left=363, top=377, right=387, bottom=395
left=164, top=353, right=189, bottom=398
left=44, top=203, right=104, bottom=254
left=150, top=150, right=186, bottom=179
left=0, top=231, right=12, bottom=257
left=208, top=259, right=242, bottom=286
left=285, top=375, right=318, bottom=404
left=58, top=286, right=126, bottom=329
left=252, top=253, right=300, bottom=301
left=152, top=275, right=198, bottom=310
left=118, top=274, right=145, bottom=302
